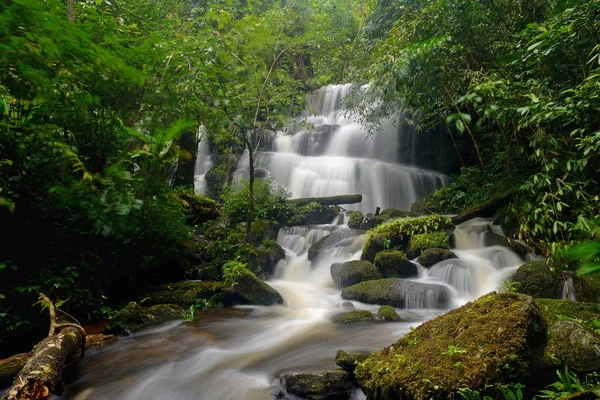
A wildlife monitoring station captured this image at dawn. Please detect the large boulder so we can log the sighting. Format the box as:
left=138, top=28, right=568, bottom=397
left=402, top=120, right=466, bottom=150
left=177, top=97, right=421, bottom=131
left=280, top=370, right=354, bottom=400
left=359, top=214, right=386, bottom=230
left=105, top=303, right=184, bottom=335
left=373, top=250, right=418, bottom=278
left=341, top=278, right=451, bottom=309
left=246, top=220, right=280, bottom=244
left=418, top=248, right=458, bottom=267
left=355, top=293, right=547, bottom=399
left=378, top=209, right=420, bottom=220
left=483, top=231, right=531, bottom=259
left=575, top=274, right=600, bottom=303
left=511, top=261, right=563, bottom=299
left=545, top=320, right=600, bottom=372
left=334, top=350, right=369, bottom=374
left=143, top=281, right=226, bottom=307
left=332, top=310, right=377, bottom=324
left=406, top=231, right=449, bottom=258
left=330, top=260, right=383, bottom=289
left=347, top=211, right=364, bottom=229
left=229, top=269, right=284, bottom=306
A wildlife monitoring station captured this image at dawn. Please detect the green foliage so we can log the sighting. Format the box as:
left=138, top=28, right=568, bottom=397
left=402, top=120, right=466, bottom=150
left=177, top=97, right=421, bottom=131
left=364, top=215, right=453, bottom=252
left=182, top=294, right=222, bottom=321
left=222, top=260, right=249, bottom=287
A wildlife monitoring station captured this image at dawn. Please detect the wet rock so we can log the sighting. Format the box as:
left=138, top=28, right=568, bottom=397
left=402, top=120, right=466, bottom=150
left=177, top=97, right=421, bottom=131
left=332, top=310, right=377, bottom=324
left=347, top=211, right=363, bottom=229
left=406, top=231, right=449, bottom=258
left=535, top=298, right=600, bottom=324
left=143, top=281, right=226, bottom=307
left=330, top=260, right=383, bottom=289
left=334, top=350, right=368, bottom=374
left=378, top=209, right=420, bottom=220
left=246, top=220, right=280, bottom=244
left=359, top=214, right=386, bottom=230
left=176, top=191, right=220, bottom=225
left=546, top=320, right=600, bottom=372
left=511, top=261, right=563, bottom=299
left=288, top=203, right=341, bottom=226
left=341, top=278, right=451, bottom=309
left=483, top=231, right=531, bottom=258
left=251, top=239, right=286, bottom=277
left=418, top=248, right=458, bottom=267
left=225, top=269, right=284, bottom=306
left=373, top=250, right=418, bottom=278
left=105, top=303, right=184, bottom=335
left=341, top=302, right=355, bottom=310
left=280, top=370, right=354, bottom=400
left=355, top=293, right=547, bottom=399
left=205, top=164, right=229, bottom=198
left=575, top=274, right=600, bottom=303
left=377, top=306, right=401, bottom=322
left=308, top=230, right=362, bottom=262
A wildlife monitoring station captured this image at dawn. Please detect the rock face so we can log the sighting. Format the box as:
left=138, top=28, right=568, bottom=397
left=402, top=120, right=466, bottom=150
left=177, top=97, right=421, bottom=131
left=576, top=274, right=600, bottom=303
left=230, top=269, right=284, bottom=306
left=332, top=310, right=377, bottom=324
left=483, top=231, right=531, bottom=258
left=355, top=293, right=547, bottom=399
left=546, top=320, right=600, bottom=372
left=105, top=303, right=184, bottom=335
left=280, top=370, right=354, bottom=400
left=330, top=260, right=383, bottom=289
left=341, top=279, right=451, bottom=309
left=418, top=248, right=458, bottom=267
left=334, top=350, right=368, bottom=374
left=535, top=298, right=600, bottom=324
left=373, top=250, right=418, bottom=278
left=511, top=261, right=563, bottom=299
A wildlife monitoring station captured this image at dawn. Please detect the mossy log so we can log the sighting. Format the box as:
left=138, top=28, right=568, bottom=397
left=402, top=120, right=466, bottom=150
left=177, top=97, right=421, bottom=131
left=289, top=194, right=362, bottom=207
left=451, top=191, right=515, bottom=225
left=3, top=326, right=85, bottom=400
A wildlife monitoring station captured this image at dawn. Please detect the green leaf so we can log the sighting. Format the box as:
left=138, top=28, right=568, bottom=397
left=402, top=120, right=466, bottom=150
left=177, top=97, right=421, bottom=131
left=455, top=119, right=465, bottom=133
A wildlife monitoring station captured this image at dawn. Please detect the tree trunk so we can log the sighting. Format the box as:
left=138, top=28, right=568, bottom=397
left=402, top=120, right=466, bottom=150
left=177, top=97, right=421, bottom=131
left=245, top=145, right=255, bottom=242
left=2, top=326, right=85, bottom=400
left=289, top=194, right=363, bottom=207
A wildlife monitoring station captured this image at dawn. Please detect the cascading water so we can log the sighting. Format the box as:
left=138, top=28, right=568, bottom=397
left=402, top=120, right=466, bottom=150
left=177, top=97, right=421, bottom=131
left=56, top=87, right=527, bottom=400
left=194, top=127, right=213, bottom=196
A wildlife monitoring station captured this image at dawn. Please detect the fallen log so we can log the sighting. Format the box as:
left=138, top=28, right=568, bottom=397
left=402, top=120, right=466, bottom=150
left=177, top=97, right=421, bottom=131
left=451, top=191, right=516, bottom=225
left=289, top=194, right=362, bottom=207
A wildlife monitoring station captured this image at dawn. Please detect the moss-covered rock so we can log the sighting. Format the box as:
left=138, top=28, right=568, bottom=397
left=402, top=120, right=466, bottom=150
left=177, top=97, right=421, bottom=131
left=546, top=320, right=600, bottom=372
left=355, top=293, right=547, bottom=399
left=373, top=250, right=418, bottom=278
left=288, top=202, right=341, bottom=225
left=511, top=261, right=563, bottom=299
left=308, top=230, right=362, bottom=262
left=330, top=260, right=383, bottom=289
left=205, top=164, right=229, bottom=199
left=308, top=234, right=330, bottom=262
left=483, top=231, right=531, bottom=258
left=255, top=239, right=286, bottom=277
left=332, top=310, right=377, bottom=324
left=418, top=248, right=458, bottom=267
left=361, top=215, right=454, bottom=262
left=176, top=190, right=220, bottom=225
left=409, top=193, right=443, bottom=215
left=535, top=298, right=600, bottom=324
left=359, top=215, right=386, bottom=230
left=229, top=268, right=283, bottom=306
left=247, top=219, right=280, bottom=244
left=105, top=303, right=184, bottom=335
left=341, top=278, right=451, bottom=309
left=335, top=350, right=369, bottom=374
left=347, top=211, right=364, bottom=229
left=575, top=274, right=600, bottom=303
left=379, top=209, right=420, bottom=220
left=378, top=306, right=401, bottom=322
left=406, top=231, right=449, bottom=258
left=280, top=370, right=354, bottom=400
left=143, top=281, right=226, bottom=307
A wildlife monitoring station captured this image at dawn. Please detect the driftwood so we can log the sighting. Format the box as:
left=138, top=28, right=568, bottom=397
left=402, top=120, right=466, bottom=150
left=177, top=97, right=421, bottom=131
left=2, top=294, right=86, bottom=400
left=451, top=191, right=516, bottom=225
left=290, top=194, right=362, bottom=207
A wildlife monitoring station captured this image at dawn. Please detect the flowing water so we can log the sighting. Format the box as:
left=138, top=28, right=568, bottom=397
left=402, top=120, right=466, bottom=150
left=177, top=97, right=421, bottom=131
left=53, top=86, right=526, bottom=399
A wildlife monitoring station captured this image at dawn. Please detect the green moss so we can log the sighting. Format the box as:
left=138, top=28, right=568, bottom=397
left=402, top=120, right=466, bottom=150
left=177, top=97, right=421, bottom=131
left=378, top=306, right=401, bottom=322
left=247, top=220, right=279, bottom=244
left=341, top=278, right=450, bottom=308
left=535, top=298, right=600, bottom=324
left=409, top=192, right=443, bottom=215
left=379, top=209, right=420, bottom=220
left=373, top=250, right=417, bottom=278
left=175, top=188, right=220, bottom=225
left=575, top=274, right=600, bottom=303
left=335, top=350, right=369, bottom=373
left=231, top=268, right=283, bottom=306
left=205, top=164, right=229, bottom=199
left=308, top=234, right=330, bottom=261
left=407, top=231, right=449, bottom=258
left=511, top=261, right=563, bottom=299
left=331, top=260, right=383, bottom=289
left=348, top=211, right=364, bottom=229
left=105, top=303, right=185, bottom=334
left=545, top=320, right=600, bottom=372
left=359, top=215, right=386, bottom=230
left=281, top=370, right=353, bottom=399
left=144, top=281, right=226, bottom=307
left=418, top=248, right=458, bottom=267
left=332, top=310, right=377, bottom=324
left=355, top=293, right=547, bottom=399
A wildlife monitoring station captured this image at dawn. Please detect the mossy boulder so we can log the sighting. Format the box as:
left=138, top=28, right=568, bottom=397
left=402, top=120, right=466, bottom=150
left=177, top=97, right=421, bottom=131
left=255, top=239, right=286, bottom=277
left=247, top=220, right=280, bottom=244
left=373, top=250, right=418, bottom=278
left=288, top=203, right=341, bottom=225
left=176, top=191, right=220, bottom=225
left=535, top=298, right=600, bottom=324
left=418, top=248, right=458, bottom=267
left=409, top=193, right=442, bottom=215
left=308, top=230, right=362, bottom=262
left=335, top=350, right=369, bottom=374
left=483, top=231, right=531, bottom=258
left=359, top=215, right=386, bottom=230
left=341, top=278, right=451, bottom=309
left=575, top=274, right=600, bottom=303
left=105, top=303, right=184, bottom=335
left=379, top=209, right=420, bottom=220
left=406, top=231, right=449, bottom=258
left=546, top=320, right=600, bottom=372
left=143, top=281, right=226, bottom=307
left=330, top=260, right=383, bottom=289
left=361, top=215, right=454, bottom=262
left=347, top=211, right=364, bottom=229
left=308, top=234, right=331, bottom=262
left=355, top=293, right=547, bottom=399
left=332, top=310, right=377, bottom=324
left=229, top=269, right=284, bottom=306
left=511, top=261, right=563, bottom=299
left=378, top=305, right=401, bottom=322
left=280, top=370, right=354, bottom=400
left=205, top=164, right=229, bottom=199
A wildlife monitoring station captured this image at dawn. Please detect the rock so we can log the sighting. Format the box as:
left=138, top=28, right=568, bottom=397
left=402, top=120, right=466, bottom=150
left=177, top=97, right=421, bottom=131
left=280, top=370, right=354, bottom=400
left=330, top=260, right=383, bottom=289
left=355, top=293, right=547, bottom=399
left=406, top=231, right=449, bottom=258
left=359, top=214, right=386, bottom=230
left=418, top=248, right=458, bottom=267
left=341, top=278, right=451, bottom=309
left=288, top=203, right=341, bottom=225
left=535, top=298, right=600, bottom=324
left=483, top=231, right=531, bottom=258
left=373, top=250, right=418, bottom=278
left=378, top=306, right=401, bottom=322
left=347, top=211, right=363, bottom=229
left=247, top=220, right=280, bottom=244
left=229, top=268, right=284, bottom=306
left=334, top=350, right=368, bottom=374
left=176, top=191, right=220, bottom=225
left=308, top=230, right=362, bottom=262
left=105, top=303, right=184, bottom=335
left=252, top=239, right=286, bottom=277
left=308, top=234, right=331, bottom=262
left=289, top=194, right=363, bottom=207
left=341, top=302, right=355, bottom=310
left=143, top=281, right=226, bottom=307
left=332, top=310, right=377, bottom=324
left=511, top=261, right=563, bottom=299
left=379, top=209, right=420, bottom=220
left=205, top=164, right=229, bottom=199
left=546, top=320, right=600, bottom=372
left=576, top=274, right=600, bottom=303
left=409, top=193, right=442, bottom=215
left=361, top=215, right=454, bottom=262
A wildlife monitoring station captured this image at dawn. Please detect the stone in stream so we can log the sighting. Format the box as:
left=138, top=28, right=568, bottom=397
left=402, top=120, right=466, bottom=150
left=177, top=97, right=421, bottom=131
left=377, top=306, right=401, bottom=322
left=308, top=230, right=362, bottom=262
left=418, top=248, right=458, bottom=267
left=483, top=231, right=531, bottom=258
left=373, top=250, right=418, bottom=278
left=105, top=303, right=184, bottom=335
left=341, top=278, right=451, bottom=309
left=332, top=310, right=377, bottom=324
left=510, top=260, right=563, bottom=299
left=280, top=370, right=354, bottom=400
left=406, top=231, right=449, bottom=258
left=330, top=260, right=383, bottom=289
left=228, top=268, right=284, bottom=306
left=334, top=350, right=369, bottom=375
left=346, top=211, right=363, bottom=229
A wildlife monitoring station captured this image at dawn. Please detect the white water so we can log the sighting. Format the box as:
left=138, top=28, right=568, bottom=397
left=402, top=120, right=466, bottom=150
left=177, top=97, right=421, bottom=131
left=193, top=127, right=212, bottom=195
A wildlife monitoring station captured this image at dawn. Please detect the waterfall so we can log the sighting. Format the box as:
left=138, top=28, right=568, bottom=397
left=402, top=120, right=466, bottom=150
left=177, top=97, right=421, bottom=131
left=193, top=127, right=213, bottom=195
